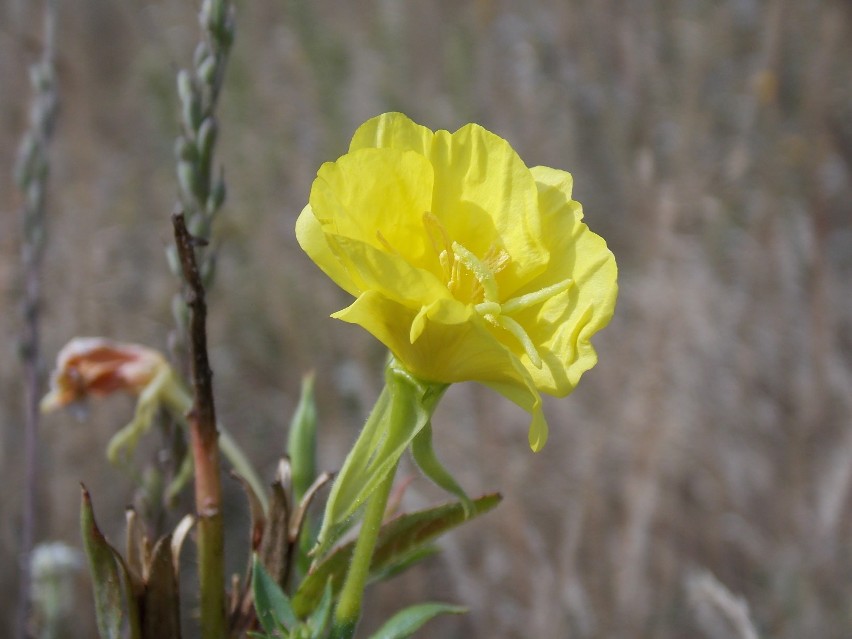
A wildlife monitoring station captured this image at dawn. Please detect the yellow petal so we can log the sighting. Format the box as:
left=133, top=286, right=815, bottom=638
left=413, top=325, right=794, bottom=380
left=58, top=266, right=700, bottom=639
left=333, top=291, right=521, bottom=387
left=295, top=204, right=360, bottom=297
left=510, top=166, right=618, bottom=395
left=349, top=112, right=435, bottom=156
left=428, top=123, right=547, bottom=290
left=310, top=148, right=437, bottom=266
left=328, top=235, right=454, bottom=309
left=409, top=297, right=473, bottom=343
left=484, top=378, right=549, bottom=452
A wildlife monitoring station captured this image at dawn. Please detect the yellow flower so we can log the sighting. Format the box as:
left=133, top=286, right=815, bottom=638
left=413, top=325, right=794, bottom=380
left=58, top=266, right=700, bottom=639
left=297, top=112, right=617, bottom=450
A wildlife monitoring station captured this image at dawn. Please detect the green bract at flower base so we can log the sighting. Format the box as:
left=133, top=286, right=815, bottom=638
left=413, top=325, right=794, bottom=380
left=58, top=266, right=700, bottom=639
left=297, top=112, right=618, bottom=452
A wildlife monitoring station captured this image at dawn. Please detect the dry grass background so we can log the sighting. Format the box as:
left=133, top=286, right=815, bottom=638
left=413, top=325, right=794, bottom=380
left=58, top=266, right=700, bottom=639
left=2, top=0, right=852, bottom=637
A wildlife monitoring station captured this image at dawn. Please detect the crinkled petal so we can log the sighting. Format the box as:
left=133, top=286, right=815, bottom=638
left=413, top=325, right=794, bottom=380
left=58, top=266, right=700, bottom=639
left=310, top=147, right=437, bottom=268
left=509, top=166, right=618, bottom=395
left=349, top=113, right=548, bottom=290
left=428, top=123, right=547, bottom=289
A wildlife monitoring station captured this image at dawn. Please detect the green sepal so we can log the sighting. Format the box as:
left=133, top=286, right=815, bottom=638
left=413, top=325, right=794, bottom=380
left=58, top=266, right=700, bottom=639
left=80, top=486, right=142, bottom=639
left=288, top=373, right=318, bottom=504
left=293, top=493, right=501, bottom=618
left=410, top=422, right=472, bottom=516
left=252, top=554, right=298, bottom=633
left=313, top=361, right=447, bottom=558
left=366, top=603, right=467, bottom=639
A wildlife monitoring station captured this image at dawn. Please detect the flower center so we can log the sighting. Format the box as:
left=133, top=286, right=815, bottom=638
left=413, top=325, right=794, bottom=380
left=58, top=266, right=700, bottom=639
left=423, top=212, right=572, bottom=368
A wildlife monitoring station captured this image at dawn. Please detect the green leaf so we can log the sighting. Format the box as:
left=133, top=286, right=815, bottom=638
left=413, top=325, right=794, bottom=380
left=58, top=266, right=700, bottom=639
left=368, top=545, right=440, bottom=583
left=253, top=554, right=298, bottom=633
left=367, top=603, right=467, bottom=639
left=80, top=486, right=142, bottom=639
left=293, top=493, right=501, bottom=617
left=288, top=373, right=319, bottom=577
left=314, top=364, right=447, bottom=558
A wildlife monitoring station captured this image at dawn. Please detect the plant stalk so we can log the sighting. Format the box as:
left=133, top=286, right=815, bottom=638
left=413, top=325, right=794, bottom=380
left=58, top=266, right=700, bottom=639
left=173, top=212, right=226, bottom=639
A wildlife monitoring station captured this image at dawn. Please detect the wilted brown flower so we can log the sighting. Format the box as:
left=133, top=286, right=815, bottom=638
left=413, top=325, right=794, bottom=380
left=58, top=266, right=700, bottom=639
left=40, top=337, right=168, bottom=413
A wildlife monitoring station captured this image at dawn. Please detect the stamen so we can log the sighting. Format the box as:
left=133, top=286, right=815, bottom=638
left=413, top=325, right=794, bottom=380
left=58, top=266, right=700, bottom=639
left=376, top=230, right=400, bottom=256
left=423, top=212, right=455, bottom=281
left=448, top=258, right=461, bottom=293
left=501, top=278, right=573, bottom=315
left=496, top=315, right=543, bottom=368
left=439, top=250, right=452, bottom=280
left=423, top=212, right=453, bottom=257
left=483, top=245, right=510, bottom=276
left=452, top=242, right=499, bottom=303
left=475, top=301, right=501, bottom=316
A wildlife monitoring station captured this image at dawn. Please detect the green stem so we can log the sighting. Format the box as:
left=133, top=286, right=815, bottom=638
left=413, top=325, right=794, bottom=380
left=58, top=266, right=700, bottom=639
left=330, top=459, right=399, bottom=639
left=325, top=360, right=447, bottom=638
left=191, top=428, right=226, bottom=639
left=196, top=508, right=226, bottom=639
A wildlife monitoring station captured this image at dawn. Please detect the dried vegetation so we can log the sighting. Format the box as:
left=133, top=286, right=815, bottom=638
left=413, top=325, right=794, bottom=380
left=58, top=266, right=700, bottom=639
left=1, top=1, right=851, bottom=637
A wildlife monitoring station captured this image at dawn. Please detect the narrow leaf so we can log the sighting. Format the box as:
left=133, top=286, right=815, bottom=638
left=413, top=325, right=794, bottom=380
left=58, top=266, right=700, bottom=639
left=293, top=493, right=501, bottom=617
left=287, top=372, right=318, bottom=504
left=368, top=545, right=440, bottom=583
left=367, top=603, right=467, bottom=639
left=252, top=554, right=298, bottom=633
left=306, top=580, right=334, bottom=635
left=80, top=486, right=142, bottom=639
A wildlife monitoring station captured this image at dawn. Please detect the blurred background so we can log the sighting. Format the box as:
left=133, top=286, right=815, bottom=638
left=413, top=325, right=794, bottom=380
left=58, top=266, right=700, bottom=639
left=2, top=0, right=851, bottom=637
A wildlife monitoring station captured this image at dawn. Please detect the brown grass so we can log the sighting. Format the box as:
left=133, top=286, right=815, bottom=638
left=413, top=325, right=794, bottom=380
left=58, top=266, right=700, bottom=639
left=2, top=0, right=852, bottom=637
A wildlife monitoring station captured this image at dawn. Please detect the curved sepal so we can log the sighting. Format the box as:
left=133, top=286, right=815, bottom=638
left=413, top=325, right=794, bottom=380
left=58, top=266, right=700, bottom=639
left=410, top=422, right=472, bottom=516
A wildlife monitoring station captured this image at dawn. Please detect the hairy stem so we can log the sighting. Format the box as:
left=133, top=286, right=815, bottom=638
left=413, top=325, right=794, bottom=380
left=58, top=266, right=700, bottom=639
left=330, top=461, right=399, bottom=639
